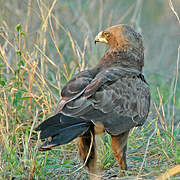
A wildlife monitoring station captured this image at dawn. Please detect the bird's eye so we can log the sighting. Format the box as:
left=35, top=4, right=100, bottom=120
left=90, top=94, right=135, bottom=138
left=103, top=32, right=110, bottom=37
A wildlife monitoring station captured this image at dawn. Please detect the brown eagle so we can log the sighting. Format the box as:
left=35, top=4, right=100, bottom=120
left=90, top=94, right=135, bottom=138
left=36, top=24, right=151, bottom=177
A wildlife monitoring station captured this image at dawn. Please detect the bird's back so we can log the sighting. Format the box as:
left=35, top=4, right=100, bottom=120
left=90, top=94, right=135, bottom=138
left=61, top=66, right=151, bottom=136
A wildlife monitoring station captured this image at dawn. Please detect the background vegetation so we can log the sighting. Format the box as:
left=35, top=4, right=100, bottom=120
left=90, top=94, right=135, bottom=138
left=0, top=0, right=180, bottom=179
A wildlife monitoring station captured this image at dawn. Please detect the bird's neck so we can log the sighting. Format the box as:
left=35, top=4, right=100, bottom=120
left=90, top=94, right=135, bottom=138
left=98, top=48, right=144, bottom=72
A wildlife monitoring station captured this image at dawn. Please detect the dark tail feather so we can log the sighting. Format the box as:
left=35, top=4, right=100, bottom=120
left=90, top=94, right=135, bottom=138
left=35, top=113, right=91, bottom=151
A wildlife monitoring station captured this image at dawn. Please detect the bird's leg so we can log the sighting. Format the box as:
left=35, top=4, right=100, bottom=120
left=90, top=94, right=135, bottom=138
left=78, top=128, right=97, bottom=179
left=111, top=131, right=129, bottom=171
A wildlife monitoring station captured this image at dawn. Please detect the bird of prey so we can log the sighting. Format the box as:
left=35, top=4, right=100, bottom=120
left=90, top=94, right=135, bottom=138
left=36, top=24, right=151, bottom=178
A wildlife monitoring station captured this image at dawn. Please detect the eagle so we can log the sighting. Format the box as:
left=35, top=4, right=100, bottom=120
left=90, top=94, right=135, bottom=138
left=36, top=24, right=151, bottom=178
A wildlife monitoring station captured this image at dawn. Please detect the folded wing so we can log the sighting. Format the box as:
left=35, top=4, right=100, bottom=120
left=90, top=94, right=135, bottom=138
left=60, top=67, right=151, bottom=135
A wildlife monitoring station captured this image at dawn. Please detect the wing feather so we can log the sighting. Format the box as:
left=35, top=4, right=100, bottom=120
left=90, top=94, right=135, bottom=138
left=58, top=67, right=150, bottom=135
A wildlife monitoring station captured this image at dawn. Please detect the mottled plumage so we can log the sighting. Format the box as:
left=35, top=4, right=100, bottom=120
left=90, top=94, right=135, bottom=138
left=36, top=24, right=151, bottom=178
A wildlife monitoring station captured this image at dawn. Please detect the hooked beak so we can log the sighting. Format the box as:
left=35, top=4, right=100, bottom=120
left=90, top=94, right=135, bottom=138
left=94, top=31, right=108, bottom=44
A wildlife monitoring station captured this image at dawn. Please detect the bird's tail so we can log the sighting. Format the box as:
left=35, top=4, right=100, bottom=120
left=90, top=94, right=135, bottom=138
left=35, top=113, right=91, bottom=151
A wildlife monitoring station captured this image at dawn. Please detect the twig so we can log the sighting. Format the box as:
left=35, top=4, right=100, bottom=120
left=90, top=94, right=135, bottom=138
left=42, top=0, right=57, bottom=31
left=156, top=165, right=180, bottom=180
left=136, top=126, right=157, bottom=179
left=48, top=16, right=69, bottom=79
left=168, top=0, right=180, bottom=146
left=28, top=109, right=39, bottom=145
left=67, top=131, right=94, bottom=175
left=171, top=45, right=180, bottom=145
left=168, top=0, right=180, bottom=25
left=34, top=44, right=57, bottom=67
left=28, top=110, right=39, bottom=180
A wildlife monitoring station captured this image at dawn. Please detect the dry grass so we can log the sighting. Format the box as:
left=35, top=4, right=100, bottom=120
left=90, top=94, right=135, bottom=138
left=0, top=0, right=180, bottom=179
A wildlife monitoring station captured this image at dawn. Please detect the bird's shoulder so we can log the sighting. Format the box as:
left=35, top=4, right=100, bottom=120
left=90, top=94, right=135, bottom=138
left=55, top=67, right=100, bottom=113
left=61, top=70, right=94, bottom=98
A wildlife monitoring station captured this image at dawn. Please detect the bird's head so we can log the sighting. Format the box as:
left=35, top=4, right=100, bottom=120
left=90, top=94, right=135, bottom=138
left=95, top=24, right=144, bottom=52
